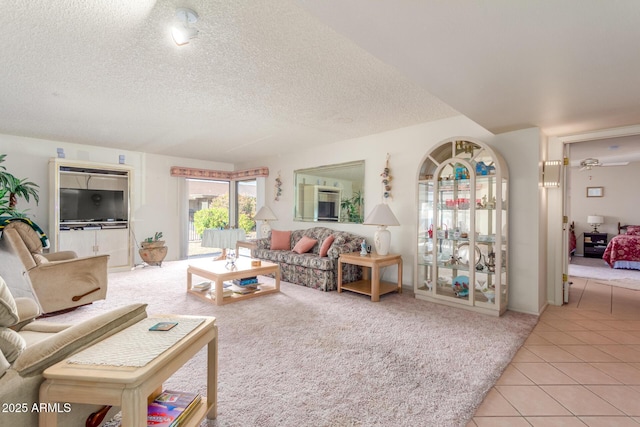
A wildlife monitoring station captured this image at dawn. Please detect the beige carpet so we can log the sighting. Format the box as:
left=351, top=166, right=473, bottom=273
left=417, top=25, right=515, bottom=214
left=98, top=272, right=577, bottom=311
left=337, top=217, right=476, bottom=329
left=46, top=260, right=537, bottom=427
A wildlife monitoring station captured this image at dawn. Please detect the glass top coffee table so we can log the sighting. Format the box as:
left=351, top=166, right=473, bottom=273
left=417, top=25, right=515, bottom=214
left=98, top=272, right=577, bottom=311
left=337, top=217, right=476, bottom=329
left=187, top=257, right=280, bottom=306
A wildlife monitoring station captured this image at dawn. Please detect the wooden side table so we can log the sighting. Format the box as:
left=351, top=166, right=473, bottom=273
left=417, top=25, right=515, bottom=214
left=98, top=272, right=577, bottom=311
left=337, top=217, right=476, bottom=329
left=338, top=252, right=403, bottom=302
left=236, top=240, right=257, bottom=257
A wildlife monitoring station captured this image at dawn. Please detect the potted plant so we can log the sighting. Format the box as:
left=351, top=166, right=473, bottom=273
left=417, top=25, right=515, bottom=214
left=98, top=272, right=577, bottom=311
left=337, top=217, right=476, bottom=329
left=0, top=154, right=40, bottom=217
left=139, top=232, right=167, bottom=266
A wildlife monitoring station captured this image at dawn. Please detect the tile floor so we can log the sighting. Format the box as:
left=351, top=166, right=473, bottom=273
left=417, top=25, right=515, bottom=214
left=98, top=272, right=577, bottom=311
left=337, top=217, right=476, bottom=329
left=470, top=275, right=640, bottom=426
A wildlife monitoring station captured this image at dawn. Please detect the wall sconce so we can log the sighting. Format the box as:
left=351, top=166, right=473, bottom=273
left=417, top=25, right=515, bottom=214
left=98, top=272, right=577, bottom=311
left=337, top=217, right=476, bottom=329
left=541, top=160, right=562, bottom=187
left=171, top=8, right=199, bottom=46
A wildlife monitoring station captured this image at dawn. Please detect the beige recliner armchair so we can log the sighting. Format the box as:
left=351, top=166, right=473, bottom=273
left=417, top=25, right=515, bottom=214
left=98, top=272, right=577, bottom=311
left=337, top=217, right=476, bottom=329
left=1, top=221, right=109, bottom=314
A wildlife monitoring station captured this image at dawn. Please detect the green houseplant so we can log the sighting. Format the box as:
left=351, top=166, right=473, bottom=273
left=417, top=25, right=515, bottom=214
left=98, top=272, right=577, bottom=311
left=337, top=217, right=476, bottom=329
left=0, top=154, right=40, bottom=217
left=340, top=191, right=364, bottom=223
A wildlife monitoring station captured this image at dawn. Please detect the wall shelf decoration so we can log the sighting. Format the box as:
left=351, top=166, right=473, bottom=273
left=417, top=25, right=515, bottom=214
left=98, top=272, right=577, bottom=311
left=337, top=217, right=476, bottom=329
left=381, top=153, right=392, bottom=199
left=415, top=138, right=509, bottom=316
left=275, top=171, right=282, bottom=201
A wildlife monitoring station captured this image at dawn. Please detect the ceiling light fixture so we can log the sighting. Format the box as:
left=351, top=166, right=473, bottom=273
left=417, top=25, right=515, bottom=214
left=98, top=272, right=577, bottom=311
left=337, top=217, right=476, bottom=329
left=171, top=7, right=199, bottom=46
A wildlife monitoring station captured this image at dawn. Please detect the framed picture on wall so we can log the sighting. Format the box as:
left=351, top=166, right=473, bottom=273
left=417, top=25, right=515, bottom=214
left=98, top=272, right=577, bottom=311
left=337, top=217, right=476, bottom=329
left=586, top=186, right=603, bottom=197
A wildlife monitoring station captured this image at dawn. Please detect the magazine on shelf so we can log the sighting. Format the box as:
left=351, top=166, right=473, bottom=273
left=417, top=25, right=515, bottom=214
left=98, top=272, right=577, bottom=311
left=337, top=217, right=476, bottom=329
left=229, top=283, right=259, bottom=294
left=192, top=281, right=211, bottom=291
left=146, top=390, right=201, bottom=426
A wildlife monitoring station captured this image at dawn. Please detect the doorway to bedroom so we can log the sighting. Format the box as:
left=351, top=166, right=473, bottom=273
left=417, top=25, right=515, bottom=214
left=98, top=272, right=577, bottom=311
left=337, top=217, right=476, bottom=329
left=562, top=131, right=640, bottom=294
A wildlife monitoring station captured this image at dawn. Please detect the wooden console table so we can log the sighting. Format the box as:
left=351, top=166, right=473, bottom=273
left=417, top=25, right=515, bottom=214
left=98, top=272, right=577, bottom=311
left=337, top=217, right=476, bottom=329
left=39, top=315, right=217, bottom=427
left=337, top=252, right=403, bottom=302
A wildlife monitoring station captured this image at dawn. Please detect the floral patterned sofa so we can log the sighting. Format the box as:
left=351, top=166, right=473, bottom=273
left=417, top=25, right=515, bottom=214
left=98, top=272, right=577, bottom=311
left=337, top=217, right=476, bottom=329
left=253, top=227, right=363, bottom=291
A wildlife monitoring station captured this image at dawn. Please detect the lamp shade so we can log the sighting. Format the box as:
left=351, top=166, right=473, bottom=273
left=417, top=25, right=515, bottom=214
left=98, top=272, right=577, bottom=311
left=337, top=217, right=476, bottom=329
left=254, top=206, right=277, bottom=221
left=587, top=215, right=604, bottom=232
left=587, top=215, right=604, bottom=225
left=254, top=206, right=277, bottom=237
left=363, top=203, right=400, bottom=226
left=364, top=203, right=399, bottom=255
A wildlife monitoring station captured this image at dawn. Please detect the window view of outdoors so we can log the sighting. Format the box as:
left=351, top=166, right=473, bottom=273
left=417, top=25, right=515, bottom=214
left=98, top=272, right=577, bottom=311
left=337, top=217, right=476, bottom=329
left=188, top=179, right=230, bottom=257
left=237, top=179, right=257, bottom=239
left=187, top=179, right=257, bottom=258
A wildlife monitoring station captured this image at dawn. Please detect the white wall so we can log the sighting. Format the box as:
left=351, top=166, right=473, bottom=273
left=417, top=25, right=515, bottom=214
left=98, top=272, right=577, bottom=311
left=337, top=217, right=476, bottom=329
left=1, top=118, right=544, bottom=314
left=569, top=160, right=640, bottom=253
left=238, top=116, right=544, bottom=314
left=0, top=134, right=234, bottom=263
left=491, top=128, right=545, bottom=314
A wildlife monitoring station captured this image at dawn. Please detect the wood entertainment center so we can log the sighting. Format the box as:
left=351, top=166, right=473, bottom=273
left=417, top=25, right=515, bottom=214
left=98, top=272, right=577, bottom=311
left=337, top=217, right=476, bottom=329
left=49, top=159, right=133, bottom=270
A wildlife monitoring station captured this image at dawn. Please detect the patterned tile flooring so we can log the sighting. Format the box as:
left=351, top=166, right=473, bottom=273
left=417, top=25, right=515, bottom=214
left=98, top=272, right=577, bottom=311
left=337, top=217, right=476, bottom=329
left=470, top=275, right=640, bottom=426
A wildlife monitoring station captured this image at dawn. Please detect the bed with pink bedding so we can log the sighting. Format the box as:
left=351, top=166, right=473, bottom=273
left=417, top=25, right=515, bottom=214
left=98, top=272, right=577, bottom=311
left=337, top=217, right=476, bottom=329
left=602, top=224, right=640, bottom=270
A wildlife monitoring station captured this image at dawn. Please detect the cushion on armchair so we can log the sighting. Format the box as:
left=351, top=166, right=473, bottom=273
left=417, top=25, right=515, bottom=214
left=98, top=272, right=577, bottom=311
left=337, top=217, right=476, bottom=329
left=0, top=328, right=26, bottom=363
left=0, top=276, right=19, bottom=327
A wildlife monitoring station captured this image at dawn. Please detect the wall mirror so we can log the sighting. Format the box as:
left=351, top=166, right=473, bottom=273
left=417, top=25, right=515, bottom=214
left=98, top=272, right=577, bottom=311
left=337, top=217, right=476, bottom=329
left=294, top=160, right=365, bottom=223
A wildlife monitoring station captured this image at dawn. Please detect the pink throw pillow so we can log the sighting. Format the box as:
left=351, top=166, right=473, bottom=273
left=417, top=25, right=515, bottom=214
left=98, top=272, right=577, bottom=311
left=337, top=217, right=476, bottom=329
left=292, top=236, right=317, bottom=254
left=270, top=230, right=291, bottom=250
left=319, top=235, right=335, bottom=257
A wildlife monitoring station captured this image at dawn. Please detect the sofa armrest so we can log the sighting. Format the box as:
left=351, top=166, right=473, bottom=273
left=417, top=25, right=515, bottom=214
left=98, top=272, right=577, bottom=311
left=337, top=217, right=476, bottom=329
left=12, top=297, right=41, bottom=329
left=43, top=251, right=78, bottom=261
left=13, top=303, right=148, bottom=377
left=255, top=237, right=271, bottom=250
left=326, top=236, right=363, bottom=259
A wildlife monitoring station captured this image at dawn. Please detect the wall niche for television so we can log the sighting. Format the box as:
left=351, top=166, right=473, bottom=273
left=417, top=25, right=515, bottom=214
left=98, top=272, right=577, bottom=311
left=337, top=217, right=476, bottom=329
left=49, top=159, right=133, bottom=270
left=58, top=166, right=129, bottom=223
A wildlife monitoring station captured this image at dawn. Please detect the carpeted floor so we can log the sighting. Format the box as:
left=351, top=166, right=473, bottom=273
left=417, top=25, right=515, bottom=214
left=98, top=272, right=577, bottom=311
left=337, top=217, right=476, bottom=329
left=569, top=256, right=640, bottom=290
left=46, top=260, right=538, bottom=427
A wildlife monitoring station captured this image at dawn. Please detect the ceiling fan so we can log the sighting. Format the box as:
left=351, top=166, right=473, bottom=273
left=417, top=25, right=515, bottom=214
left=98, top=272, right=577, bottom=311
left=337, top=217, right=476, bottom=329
left=579, top=157, right=628, bottom=171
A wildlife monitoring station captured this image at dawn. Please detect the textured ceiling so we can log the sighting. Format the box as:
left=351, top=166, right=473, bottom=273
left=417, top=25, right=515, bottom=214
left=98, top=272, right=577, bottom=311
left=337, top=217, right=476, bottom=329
left=2, top=1, right=640, bottom=164
left=0, top=0, right=457, bottom=163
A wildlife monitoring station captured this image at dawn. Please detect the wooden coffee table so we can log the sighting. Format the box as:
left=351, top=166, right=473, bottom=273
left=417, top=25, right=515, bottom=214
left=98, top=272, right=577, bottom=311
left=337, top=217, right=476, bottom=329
left=187, top=257, right=280, bottom=306
left=39, top=315, right=217, bottom=427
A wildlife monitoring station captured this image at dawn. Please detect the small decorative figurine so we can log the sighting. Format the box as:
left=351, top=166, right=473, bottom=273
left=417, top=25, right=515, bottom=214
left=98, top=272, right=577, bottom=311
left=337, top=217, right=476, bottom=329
left=225, top=250, right=237, bottom=270
left=360, top=239, right=368, bottom=256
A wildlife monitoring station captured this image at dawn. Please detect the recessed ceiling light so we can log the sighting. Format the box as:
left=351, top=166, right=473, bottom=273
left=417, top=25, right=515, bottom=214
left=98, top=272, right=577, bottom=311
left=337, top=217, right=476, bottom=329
left=172, top=8, right=199, bottom=46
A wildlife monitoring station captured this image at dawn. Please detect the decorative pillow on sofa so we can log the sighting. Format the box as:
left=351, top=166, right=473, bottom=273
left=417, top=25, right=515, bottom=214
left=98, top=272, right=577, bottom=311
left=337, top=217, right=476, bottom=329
left=0, top=328, right=26, bottom=363
left=626, top=226, right=640, bottom=236
left=293, top=236, right=317, bottom=254
left=271, top=230, right=292, bottom=250
left=319, top=235, right=335, bottom=257
left=0, top=276, right=19, bottom=328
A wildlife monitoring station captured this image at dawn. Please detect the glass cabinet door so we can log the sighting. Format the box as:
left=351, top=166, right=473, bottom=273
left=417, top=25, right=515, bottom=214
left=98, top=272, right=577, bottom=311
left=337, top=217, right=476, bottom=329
left=415, top=139, right=509, bottom=315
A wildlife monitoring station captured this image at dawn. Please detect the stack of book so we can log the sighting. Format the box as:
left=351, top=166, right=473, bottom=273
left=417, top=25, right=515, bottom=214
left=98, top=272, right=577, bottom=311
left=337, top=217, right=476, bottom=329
left=146, top=389, right=201, bottom=426
left=192, top=281, right=211, bottom=292
left=211, top=282, right=233, bottom=298
left=227, top=276, right=260, bottom=294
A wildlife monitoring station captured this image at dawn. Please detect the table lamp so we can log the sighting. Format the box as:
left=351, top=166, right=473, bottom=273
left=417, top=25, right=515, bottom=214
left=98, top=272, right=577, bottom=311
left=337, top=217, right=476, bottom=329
left=254, top=206, right=277, bottom=237
left=587, top=215, right=604, bottom=232
left=363, top=203, right=400, bottom=255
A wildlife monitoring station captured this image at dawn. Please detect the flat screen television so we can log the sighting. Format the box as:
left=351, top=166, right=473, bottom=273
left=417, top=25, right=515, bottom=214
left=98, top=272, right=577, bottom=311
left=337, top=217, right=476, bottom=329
left=317, top=201, right=338, bottom=221
left=59, top=189, right=126, bottom=222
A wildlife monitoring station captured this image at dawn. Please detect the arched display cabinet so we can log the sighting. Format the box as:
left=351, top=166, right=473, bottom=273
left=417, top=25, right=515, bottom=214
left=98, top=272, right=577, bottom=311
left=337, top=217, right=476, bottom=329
left=415, top=138, right=509, bottom=316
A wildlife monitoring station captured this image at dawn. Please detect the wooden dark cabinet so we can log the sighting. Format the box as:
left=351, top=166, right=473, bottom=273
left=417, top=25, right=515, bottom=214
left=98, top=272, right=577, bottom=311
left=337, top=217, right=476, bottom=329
left=584, top=232, right=607, bottom=258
